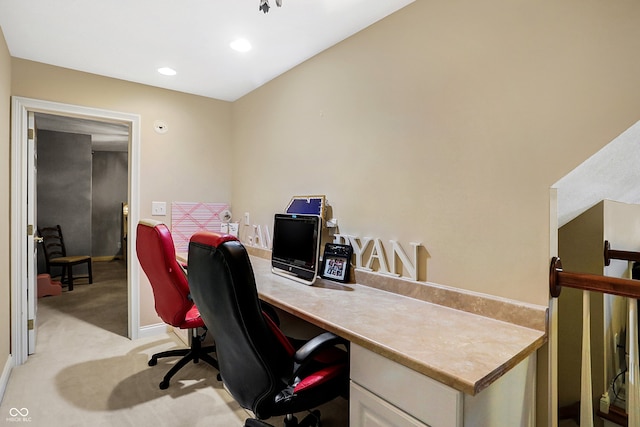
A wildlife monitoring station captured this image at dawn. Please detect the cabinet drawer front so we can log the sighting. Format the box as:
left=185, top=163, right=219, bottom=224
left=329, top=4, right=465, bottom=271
left=350, top=344, right=462, bottom=427
left=350, top=381, right=430, bottom=427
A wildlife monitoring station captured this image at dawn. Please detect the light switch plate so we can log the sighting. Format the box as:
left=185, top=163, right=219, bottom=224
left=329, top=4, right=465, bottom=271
left=152, top=201, right=166, bottom=216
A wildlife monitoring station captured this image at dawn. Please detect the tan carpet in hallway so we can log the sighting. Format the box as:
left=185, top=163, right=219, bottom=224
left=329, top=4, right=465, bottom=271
left=0, top=260, right=348, bottom=427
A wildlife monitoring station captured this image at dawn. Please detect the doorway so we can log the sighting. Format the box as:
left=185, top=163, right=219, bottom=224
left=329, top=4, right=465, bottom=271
left=35, top=113, right=130, bottom=337
left=10, top=96, right=141, bottom=365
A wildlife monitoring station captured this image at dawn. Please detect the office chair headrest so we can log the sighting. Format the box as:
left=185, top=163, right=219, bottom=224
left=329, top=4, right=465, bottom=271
left=190, top=231, right=239, bottom=248
left=138, top=218, right=166, bottom=228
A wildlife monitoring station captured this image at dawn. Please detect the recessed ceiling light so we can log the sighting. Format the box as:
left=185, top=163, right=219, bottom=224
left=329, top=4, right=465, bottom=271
left=230, top=38, right=252, bottom=53
left=157, top=67, right=177, bottom=76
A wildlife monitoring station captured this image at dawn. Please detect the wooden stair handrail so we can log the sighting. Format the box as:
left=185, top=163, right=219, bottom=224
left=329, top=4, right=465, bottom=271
left=550, top=257, right=640, bottom=299
left=603, top=240, right=640, bottom=266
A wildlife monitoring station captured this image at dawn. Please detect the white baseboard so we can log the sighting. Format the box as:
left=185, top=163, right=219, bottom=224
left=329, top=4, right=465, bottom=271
left=0, top=354, right=14, bottom=404
left=137, top=323, right=170, bottom=340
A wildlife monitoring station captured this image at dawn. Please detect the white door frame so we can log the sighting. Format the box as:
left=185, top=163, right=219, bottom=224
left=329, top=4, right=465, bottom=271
left=27, top=111, right=37, bottom=354
left=10, top=96, right=141, bottom=365
left=548, top=187, right=559, bottom=427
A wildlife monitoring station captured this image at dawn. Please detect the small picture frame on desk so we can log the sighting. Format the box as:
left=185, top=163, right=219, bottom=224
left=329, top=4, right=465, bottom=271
left=320, top=243, right=353, bottom=283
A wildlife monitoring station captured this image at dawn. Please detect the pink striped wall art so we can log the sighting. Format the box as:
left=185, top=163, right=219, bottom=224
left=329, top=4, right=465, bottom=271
left=171, top=202, right=231, bottom=253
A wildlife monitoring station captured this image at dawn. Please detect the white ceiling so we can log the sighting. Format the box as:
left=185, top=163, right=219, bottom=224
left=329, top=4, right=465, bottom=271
left=3, top=0, right=414, bottom=152
left=0, top=0, right=414, bottom=102
left=554, top=120, right=640, bottom=228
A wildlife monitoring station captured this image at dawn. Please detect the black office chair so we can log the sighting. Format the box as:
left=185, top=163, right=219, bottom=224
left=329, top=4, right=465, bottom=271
left=187, top=231, right=349, bottom=427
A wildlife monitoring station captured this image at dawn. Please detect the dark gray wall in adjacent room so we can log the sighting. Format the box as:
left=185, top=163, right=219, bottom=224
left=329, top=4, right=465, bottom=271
left=37, top=129, right=92, bottom=275
left=92, top=151, right=128, bottom=257
left=36, top=129, right=128, bottom=276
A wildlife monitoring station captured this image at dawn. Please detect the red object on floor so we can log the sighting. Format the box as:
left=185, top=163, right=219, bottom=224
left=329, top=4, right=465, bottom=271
left=37, top=273, right=62, bottom=298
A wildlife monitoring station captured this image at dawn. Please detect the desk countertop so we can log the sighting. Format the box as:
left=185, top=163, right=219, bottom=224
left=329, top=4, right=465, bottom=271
left=249, top=255, right=546, bottom=396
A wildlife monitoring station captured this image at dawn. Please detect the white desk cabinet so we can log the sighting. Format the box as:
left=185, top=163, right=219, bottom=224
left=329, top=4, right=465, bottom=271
left=349, top=344, right=536, bottom=427
left=350, top=344, right=462, bottom=427
left=248, top=255, right=544, bottom=426
left=350, top=382, right=430, bottom=427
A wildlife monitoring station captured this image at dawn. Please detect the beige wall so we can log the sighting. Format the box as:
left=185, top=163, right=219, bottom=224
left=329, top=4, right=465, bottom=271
left=11, top=59, right=233, bottom=326
left=0, top=27, right=11, bottom=374
left=4, top=1, right=640, bottom=422
left=232, top=0, right=640, bottom=307
left=8, top=0, right=639, bottom=320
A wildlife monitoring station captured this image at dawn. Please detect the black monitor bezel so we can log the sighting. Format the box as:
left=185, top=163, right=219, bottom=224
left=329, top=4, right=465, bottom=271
left=271, top=213, right=321, bottom=285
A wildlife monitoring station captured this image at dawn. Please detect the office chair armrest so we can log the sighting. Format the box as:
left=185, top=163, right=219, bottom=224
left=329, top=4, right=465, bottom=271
left=292, top=332, right=348, bottom=379
left=294, top=332, right=347, bottom=363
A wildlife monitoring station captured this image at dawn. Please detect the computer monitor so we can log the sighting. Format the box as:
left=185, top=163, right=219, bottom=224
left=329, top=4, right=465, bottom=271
left=271, top=213, right=322, bottom=285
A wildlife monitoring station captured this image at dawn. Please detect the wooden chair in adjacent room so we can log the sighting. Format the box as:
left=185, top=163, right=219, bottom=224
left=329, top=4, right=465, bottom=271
left=38, top=225, right=93, bottom=291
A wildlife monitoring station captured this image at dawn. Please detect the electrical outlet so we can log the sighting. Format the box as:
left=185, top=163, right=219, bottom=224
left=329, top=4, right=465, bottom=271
left=152, top=201, right=167, bottom=216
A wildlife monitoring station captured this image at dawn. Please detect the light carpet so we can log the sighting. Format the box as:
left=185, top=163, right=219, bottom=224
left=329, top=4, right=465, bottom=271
left=0, top=260, right=348, bottom=426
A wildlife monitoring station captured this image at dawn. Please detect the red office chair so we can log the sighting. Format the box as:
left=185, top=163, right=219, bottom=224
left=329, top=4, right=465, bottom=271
left=136, top=219, right=218, bottom=389
left=187, top=231, right=349, bottom=427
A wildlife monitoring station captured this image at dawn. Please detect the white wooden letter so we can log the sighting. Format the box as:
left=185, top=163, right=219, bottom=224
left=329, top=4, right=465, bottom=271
left=333, top=234, right=348, bottom=245
left=253, top=225, right=262, bottom=247
left=390, top=241, right=420, bottom=281
left=261, top=224, right=271, bottom=249
left=345, top=235, right=372, bottom=269
left=365, top=238, right=390, bottom=274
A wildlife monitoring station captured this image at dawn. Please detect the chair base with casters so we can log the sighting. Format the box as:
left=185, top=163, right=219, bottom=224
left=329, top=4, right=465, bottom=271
left=136, top=219, right=221, bottom=390
left=148, top=327, right=219, bottom=390
left=245, top=410, right=321, bottom=427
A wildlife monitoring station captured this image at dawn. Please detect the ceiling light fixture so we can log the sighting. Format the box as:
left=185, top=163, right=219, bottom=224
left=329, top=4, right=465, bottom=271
left=157, top=67, right=177, bottom=76
left=259, top=0, right=282, bottom=14
left=230, top=38, right=252, bottom=52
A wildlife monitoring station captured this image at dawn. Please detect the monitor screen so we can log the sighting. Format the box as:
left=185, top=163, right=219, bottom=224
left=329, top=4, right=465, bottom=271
left=271, top=213, right=321, bottom=285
